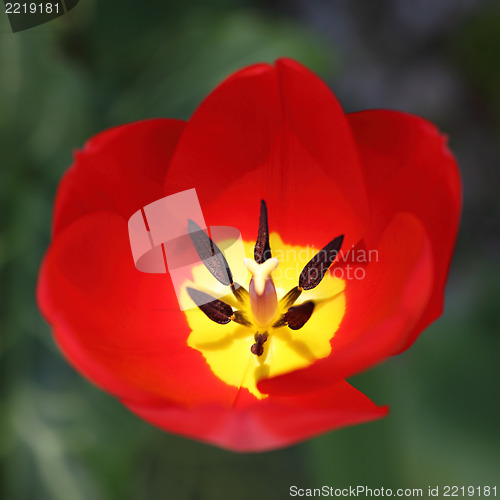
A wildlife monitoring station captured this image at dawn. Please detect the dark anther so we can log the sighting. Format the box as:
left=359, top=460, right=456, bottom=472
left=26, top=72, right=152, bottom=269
left=298, top=235, right=344, bottom=290
left=284, top=301, right=315, bottom=330
left=251, top=332, right=269, bottom=357
left=232, top=310, right=252, bottom=326
left=254, top=200, right=272, bottom=264
left=279, top=286, right=303, bottom=310
left=187, top=287, right=233, bottom=325
left=188, top=219, right=233, bottom=286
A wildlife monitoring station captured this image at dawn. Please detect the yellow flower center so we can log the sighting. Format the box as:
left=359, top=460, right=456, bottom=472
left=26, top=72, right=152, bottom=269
left=179, top=233, right=346, bottom=399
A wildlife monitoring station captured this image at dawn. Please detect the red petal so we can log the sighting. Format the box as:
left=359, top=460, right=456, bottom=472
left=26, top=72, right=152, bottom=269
left=258, top=212, right=434, bottom=396
left=53, top=119, right=185, bottom=237
left=38, top=211, right=239, bottom=407
left=348, top=110, right=461, bottom=350
left=123, top=380, right=387, bottom=452
left=164, top=58, right=370, bottom=249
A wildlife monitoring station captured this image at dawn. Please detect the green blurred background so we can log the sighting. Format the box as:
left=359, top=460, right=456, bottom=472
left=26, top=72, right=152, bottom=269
left=1, top=0, right=499, bottom=499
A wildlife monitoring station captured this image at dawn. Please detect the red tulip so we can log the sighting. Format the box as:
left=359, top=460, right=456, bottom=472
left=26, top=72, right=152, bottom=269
left=37, top=58, right=461, bottom=452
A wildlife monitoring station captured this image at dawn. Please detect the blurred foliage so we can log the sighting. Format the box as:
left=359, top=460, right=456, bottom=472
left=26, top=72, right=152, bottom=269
left=1, top=0, right=499, bottom=499
left=451, top=1, right=500, bottom=118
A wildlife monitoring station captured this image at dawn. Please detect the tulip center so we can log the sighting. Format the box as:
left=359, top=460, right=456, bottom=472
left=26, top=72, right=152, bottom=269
left=180, top=233, right=346, bottom=400
left=244, top=257, right=279, bottom=328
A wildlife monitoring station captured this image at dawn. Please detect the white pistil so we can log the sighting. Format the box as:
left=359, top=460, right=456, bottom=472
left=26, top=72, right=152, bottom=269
left=244, top=257, right=279, bottom=328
